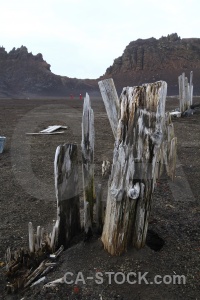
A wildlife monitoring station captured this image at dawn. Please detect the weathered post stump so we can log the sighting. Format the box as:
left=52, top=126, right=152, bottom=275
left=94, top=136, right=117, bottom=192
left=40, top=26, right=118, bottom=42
left=99, top=79, right=177, bottom=255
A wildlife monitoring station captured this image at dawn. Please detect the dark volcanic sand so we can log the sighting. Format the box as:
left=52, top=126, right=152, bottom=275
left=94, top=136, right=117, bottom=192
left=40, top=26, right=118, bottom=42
left=0, top=96, right=199, bottom=300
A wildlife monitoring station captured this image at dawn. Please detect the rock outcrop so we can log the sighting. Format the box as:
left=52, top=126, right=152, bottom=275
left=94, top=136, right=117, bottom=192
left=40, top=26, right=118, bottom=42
left=0, top=46, right=97, bottom=98
left=102, top=33, right=200, bottom=95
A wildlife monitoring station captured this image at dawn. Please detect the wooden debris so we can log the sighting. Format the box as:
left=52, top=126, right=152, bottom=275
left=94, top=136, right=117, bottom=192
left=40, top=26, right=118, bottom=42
left=170, top=111, right=181, bottom=118
left=5, top=241, right=64, bottom=293
left=26, top=131, right=65, bottom=135
left=26, top=125, right=67, bottom=135
left=40, top=125, right=67, bottom=133
left=43, top=277, right=65, bottom=288
left=30, top=276, right=46, bottom=287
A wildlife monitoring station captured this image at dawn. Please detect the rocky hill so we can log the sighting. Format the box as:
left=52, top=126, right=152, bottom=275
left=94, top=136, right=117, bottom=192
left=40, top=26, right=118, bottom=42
left=102, top=33, right=200, bottom=95
left=0, top=46, right=97, bottom=98
left=1, top=34, right=200, bottom=98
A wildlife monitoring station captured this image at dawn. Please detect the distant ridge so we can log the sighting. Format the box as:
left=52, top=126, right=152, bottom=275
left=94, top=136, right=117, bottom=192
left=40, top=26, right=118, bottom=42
left=1, top=33, right=200, bottom=98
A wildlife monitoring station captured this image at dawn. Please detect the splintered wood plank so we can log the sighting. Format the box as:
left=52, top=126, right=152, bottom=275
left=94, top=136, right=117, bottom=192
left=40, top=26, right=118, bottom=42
left=26, top=131, right=65, bottom=135
left=40, top=125, right=67, bottom=133
left=54, top=144, right=81, bottom=248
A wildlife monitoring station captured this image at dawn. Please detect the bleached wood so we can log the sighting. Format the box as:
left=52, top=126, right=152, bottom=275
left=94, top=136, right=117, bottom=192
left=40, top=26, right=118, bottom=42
left=28, top=222, right=34, bottom=253
left=26, top=131, right=64, bottom=135
left=190, top=71, right=193, bottom=105
left=5, top=248, right=11, bottom=271
left=98, top=78, right=120, bottom=139
left=179, top=72, right=193, bottom=112
left=50, top=220, right=59, bottom=251
left=54, top=143, right=81, bottom=248
left=40, top=228, right=44, bottom=248
left=43, top=277, right=65, bottom=288
left=35, top=226, right=41, bottom=251
left=49, top=245, right=64, bottom=259
left=101, top=80, right=175, bottom=255
left=40, top=125, right=67, bottom=133
left=81, top=93, right=95, bottom=223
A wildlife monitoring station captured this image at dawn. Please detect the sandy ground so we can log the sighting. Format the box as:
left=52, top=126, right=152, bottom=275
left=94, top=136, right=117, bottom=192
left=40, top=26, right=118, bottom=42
left=0, top=96, right=199, bottom=299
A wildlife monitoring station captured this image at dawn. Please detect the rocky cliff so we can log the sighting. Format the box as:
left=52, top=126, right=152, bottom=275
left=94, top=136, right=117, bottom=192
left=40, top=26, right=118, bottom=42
left=0, top=46, right=97, bottom=98
left=1, top=34, right=200, bottom=98
left=102, top=33, right=200, bottom=95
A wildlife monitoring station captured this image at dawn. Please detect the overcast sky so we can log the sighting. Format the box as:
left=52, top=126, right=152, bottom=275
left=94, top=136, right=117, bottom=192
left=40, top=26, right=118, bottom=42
left=0, top=0, right=199, bottom=79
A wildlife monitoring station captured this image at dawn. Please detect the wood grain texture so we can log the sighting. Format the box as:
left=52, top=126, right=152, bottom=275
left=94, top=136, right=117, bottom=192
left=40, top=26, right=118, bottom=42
left=81, top=93, right=95, bottom=225
left=54, top=144, right=81, bottom=249
left=101, top=80, right=176, bottom=255
left=179, top=72, right=193, bottom=112
left=98, top=78, right=120, bottom=139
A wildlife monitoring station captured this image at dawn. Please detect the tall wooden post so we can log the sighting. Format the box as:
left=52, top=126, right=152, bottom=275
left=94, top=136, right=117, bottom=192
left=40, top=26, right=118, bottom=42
left=178, top=72, right=193, bottom=112
left=54, top=144, right=81, bottom=248
left=81, top=93, right=95, bottom=229
left=99, top=80, right=176, bottom=255
left=189, top=71, right=193, bottom=106
left=98, top=78, right=120, bottom=139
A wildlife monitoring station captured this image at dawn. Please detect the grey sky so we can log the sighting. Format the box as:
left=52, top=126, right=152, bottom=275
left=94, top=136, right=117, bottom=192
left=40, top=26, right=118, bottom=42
left=0, top=0, right=199, bottom=79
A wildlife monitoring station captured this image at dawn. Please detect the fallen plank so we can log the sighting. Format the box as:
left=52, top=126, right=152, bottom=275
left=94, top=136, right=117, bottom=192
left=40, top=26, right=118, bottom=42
left=40, top=125, right=68, bottom=133
left=26, top=131, right=65, bottom=135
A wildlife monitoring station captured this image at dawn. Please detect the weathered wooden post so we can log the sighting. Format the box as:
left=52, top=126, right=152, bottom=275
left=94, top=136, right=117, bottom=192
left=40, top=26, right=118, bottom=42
left=81, top=93, right=95, bottom=232
left=178, top=72, right=193, bottom=112
left=189, top=71, right=193, bottom=106
left=54, top=144, right=81, bottom=249
left=99, top=79, right=176, bottom=255
left=98, top=78, right=120, bottom=139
